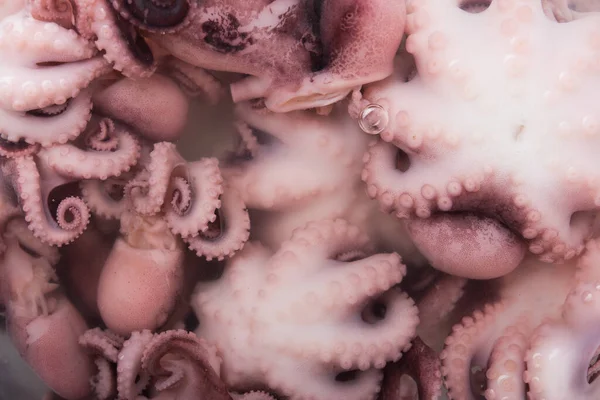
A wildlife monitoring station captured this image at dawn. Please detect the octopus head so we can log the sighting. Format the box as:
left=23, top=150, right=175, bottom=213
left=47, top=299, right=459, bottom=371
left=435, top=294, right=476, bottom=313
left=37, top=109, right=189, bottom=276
left=359, top=0, right=600, bottom=278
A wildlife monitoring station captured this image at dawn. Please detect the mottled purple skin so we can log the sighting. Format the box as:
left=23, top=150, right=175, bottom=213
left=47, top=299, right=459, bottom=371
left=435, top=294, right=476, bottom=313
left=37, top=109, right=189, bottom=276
left=143, top=0, right=405, bottom=111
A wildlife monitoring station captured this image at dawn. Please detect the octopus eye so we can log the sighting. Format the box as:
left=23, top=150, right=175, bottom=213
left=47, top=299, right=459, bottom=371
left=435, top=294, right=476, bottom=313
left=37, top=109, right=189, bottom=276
left=458, top=0, right=491, bottom=13
left=123, top=0, right=190, bottom=29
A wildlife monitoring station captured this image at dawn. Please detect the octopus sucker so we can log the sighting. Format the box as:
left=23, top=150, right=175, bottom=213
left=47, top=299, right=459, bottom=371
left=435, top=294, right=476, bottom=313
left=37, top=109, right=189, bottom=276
left=0, top=90, right=93, bottom=147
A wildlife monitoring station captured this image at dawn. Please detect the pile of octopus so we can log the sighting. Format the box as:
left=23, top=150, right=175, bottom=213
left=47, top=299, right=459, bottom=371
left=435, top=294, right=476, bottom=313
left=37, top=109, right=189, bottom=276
left=1, top=0, right=600, bottom=399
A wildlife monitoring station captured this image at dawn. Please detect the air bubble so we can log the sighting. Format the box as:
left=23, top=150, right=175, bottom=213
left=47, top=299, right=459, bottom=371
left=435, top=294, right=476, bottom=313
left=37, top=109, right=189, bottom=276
left=358, top=104, right=389, bottom=135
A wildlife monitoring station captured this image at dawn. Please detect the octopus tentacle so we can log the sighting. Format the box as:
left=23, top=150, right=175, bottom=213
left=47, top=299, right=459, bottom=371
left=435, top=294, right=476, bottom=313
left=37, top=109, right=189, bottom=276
left=79, top=328, right=125, bottom=400
left=116, top=330, right=154, bottom=400
left=0, top=12, right=110, bottom=111
left=85, top=118, right=118, bottom=152
left=165, top=157, right=224, bottom=238
left=38, top=119, right=141, bottom=180
left=0, top=139, right=40, bottom=158
left=183, top=188, right=250, bottom=261
left=11, top=156, right=90, bottom=246
left=193, top=219, right=418, bottom=400
left=0, top=91, right=93, bottom=146
left=485, top=324, right=530, bottom=400
left=29, top=0, right=75, bottom=29
left=525, top=281, right=600, bottom=399
left=76, top=0, right=157, bottom=78
left=125, top=142, right=185, bottom=215
left=140, top=330, right=229, bottom=399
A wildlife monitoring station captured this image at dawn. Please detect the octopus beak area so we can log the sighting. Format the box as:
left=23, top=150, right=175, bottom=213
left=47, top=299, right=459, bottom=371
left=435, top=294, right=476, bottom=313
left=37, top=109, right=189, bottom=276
left=405, top=213, right=527, bottom=280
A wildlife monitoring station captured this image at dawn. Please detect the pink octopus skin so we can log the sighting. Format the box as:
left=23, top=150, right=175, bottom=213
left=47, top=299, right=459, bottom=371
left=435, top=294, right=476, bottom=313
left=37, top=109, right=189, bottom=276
left=222, top=103, right=426, bottom=268
left=0, top=218, right=94, bottom=400
left=0, top=10, right=110, bottom=146
left=192, top=219, right=419, bottom=400
left=143, top=0, right=405, bottom=112
left=439, top=252, right=600, bottom=400
left=92, top=73, right=190, bottom=142
left=96, top=212, right=185, bottom=336
left=359, top=0, right=600, bottom=278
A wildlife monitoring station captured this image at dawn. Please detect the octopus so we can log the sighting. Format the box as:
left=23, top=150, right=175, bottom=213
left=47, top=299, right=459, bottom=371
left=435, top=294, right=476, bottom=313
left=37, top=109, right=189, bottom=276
left=0, top=10, right=110, bottom=147
left=358, top=0, right=600, bottom=278
left=191, top=218, right=419, bottom=400
left=440, top=238, right=600, bottom=399
left=3, top=115, right=140, bottom=246
left=129, top=0, right=406, bottom=112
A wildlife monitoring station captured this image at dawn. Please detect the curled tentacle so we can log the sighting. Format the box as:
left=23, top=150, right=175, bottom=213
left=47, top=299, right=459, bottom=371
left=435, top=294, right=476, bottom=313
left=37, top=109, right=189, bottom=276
left=183, top=188, right=250, bottom=261
left=165, top=157, right=223, bottom=238
left=0, top=138, right=40, bottom=158
left=125, top=142, right=186, bottom=215
left=39, top=118, right=141, bottom=180
left=140, top=330, right=230, bottom=399
left=0, top=91, right=93, bottom=147
left=79, top=328, right=125, bottom=400
left=10, top=156, right=90, bottom=246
